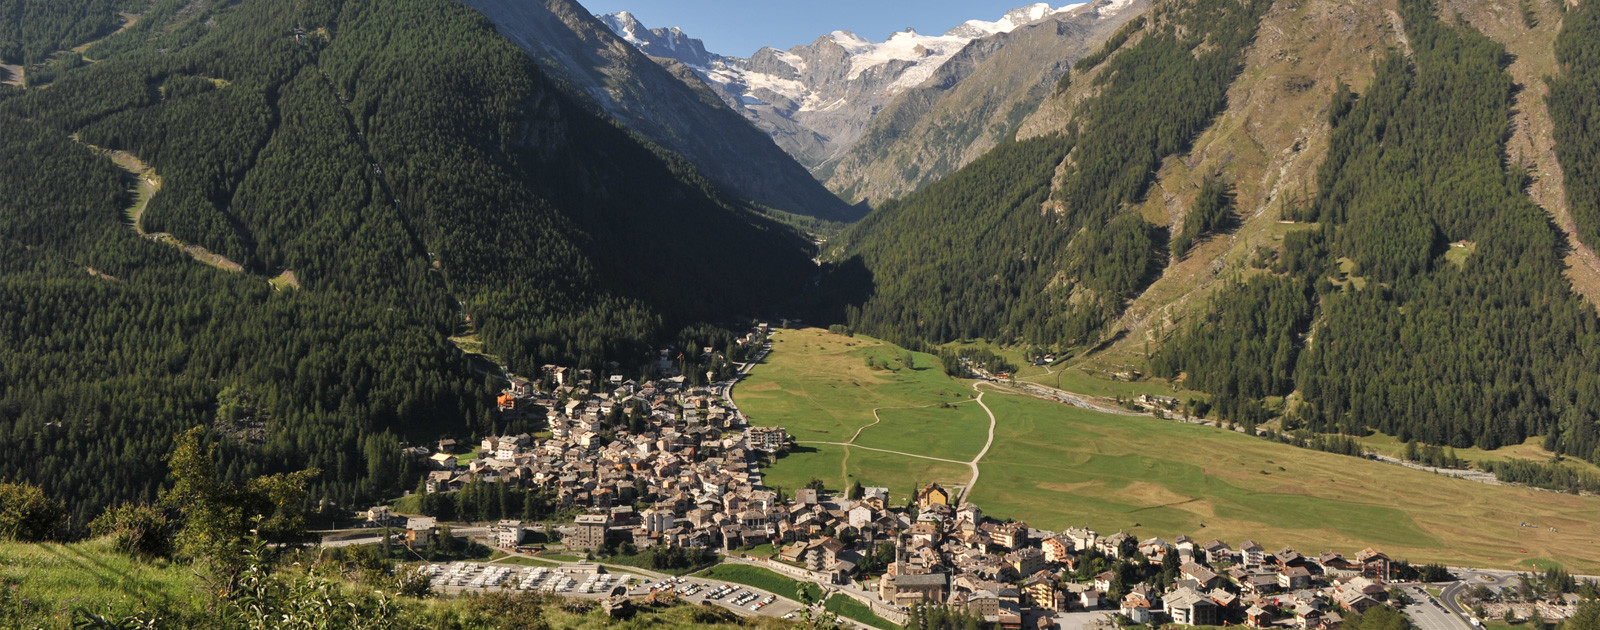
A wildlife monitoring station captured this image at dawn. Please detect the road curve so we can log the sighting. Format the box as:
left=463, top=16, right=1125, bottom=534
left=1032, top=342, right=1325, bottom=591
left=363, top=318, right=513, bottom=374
left=962, top=382, right=998, bottom=503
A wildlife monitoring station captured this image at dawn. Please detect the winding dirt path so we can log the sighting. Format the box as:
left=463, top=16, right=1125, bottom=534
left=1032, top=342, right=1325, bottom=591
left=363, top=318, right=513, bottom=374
left=74, top=137, right=246, bottom=273
left=961, top=382, right=998, bottom=503
left=815, top=399, right=981, bottom=488
left=801, top=442, right=967, bottom=465
left=803, top=383, right=1002, bottom=501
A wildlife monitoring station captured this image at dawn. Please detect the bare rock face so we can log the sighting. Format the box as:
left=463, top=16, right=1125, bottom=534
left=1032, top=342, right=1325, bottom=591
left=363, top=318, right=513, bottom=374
left=821, top=0, right=1151, bottom=203
left=462, top=0, right=860, bottom=221
left=598, top=1, right=1146, bottom=203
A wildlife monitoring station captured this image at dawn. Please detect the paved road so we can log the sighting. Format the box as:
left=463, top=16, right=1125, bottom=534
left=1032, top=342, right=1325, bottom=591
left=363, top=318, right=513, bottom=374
left=716, top=345, right=769, bottom=419
left=315, top=526, right=489, bottom=549
left=1001, top=379, right=1146, bottom=417
left=1424, top=568, right=1599, bottom=627
left=1403, top=585, right=1474, bottom=630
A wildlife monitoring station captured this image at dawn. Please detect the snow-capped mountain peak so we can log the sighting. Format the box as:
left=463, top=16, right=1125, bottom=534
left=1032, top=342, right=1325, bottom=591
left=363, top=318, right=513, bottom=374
left=945, top=2, right=1086, bottom=38
left=597, top=1, right=1116, bottom=167
left=597, top=11, right=716, bottom=66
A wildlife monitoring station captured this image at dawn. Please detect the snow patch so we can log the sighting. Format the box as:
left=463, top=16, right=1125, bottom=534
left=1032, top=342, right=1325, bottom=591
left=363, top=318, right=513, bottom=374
left=827, top=30, right=876, bottom=54
left=1096, top=0, right=1136, bottom=16
left=700, top=63, right=806, bottom=103
left=771, top=50, right=806, bottom=73
left=842, top=30, right=970, bottom=82
left=946, top=2, right=1087, bottom=38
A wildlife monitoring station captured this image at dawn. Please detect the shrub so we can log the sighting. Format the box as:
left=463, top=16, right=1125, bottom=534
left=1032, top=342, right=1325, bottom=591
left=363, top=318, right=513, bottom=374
left=0, top=481, right=64, bottom=542
left=89, top=503, right=173, bottom=560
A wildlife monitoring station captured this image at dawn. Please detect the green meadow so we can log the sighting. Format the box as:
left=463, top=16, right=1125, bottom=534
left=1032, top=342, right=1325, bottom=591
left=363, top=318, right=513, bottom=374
left=851, top=403, right=990, bottom=462
left=738, top=328, right=1600, bottom=573
left=762, top=443, right=969, bottom=505
left=737, top=328, right=976, bottom=499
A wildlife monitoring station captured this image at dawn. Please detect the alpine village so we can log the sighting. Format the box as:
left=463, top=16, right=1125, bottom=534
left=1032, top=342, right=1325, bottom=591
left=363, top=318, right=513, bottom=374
left=3, top=0, right=1600, bottom=629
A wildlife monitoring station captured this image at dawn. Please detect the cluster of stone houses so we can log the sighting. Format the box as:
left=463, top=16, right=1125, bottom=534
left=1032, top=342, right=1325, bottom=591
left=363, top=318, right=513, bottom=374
left=422, top=369, right=781, bottom=496
left=872, top=483, right=1402, bottom=630
left=385, top=332, right=1414, bottom=630
left=405, top=353, right=849, bottom=555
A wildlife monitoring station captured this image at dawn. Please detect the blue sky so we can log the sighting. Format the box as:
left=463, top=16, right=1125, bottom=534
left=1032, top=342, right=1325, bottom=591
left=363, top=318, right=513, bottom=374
left=576, top=0, right=1063, bottom=57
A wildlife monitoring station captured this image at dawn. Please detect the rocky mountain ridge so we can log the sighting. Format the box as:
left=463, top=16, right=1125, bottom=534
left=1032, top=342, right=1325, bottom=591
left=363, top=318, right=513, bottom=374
left=597, top=2, right=1116, bottom=172
left=462, top=0, right=861, bottom=221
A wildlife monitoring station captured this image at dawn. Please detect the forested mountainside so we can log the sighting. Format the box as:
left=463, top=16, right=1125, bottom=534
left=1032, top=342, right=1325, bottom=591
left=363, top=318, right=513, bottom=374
left=0, top=0, right=135, bottom=66
left=825, top=0, right=1272, bottom=345
left=1550, top=0, right=1600, bottom=253
left=1152, top=0, right=1600, bottom=463
left=0, top=0, right=813, bottom=529
left=819, top=0, right=1149, bottom=204
left=826, top=0, right=1600, bottom=467
left=459, top=0, right=862, bottom=223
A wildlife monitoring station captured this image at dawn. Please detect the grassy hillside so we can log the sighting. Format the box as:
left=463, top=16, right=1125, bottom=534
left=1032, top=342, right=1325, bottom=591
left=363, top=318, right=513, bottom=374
left=0, top=537, right=205, bottom=624
left=736, top=328, right=1600, bottom=573
left=0, top=538, right=801, bottom=629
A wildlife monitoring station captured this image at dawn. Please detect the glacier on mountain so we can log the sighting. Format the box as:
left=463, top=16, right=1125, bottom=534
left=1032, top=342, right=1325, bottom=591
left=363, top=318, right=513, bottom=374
left=597, top=2, right=1113, bottom=168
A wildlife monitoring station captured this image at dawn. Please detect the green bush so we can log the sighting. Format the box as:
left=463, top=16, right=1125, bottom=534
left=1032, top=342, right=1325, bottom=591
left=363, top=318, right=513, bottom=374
left=89, top=503, right=173, bottom=559
left=0, top=481, right=64, bottom=542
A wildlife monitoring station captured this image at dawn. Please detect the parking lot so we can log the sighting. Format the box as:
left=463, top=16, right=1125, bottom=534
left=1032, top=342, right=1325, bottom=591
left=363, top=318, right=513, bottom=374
left=1405, top=586, right=1473, bottom=630
left=423, top=562, right=629, bottom=595
left=639, top=577, right=802, bottom=620
left=418, top=562, right=804, bottom=621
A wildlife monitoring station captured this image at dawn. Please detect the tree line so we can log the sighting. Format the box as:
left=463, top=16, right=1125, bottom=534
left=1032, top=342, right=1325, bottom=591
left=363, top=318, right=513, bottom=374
left=1154, top=0, right=1600, bottom=470
left=1550, top=0, right=1600, bottom=252
left=830, top=0, right=1271, bottom=349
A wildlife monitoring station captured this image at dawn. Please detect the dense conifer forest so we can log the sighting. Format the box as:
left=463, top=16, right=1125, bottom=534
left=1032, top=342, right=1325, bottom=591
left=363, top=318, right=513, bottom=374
left=1155, top=0, right=1600, bottom=467
left=831, top=0, right=1271, bottom=347
left=0, top=0, right=137, bottom=65
left=0, top=0, right=813, bottom=529
left=1550, top=0, right=1600, bottom=252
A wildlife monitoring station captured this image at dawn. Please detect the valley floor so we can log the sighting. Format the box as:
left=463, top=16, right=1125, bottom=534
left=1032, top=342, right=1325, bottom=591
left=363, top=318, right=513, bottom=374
left=735, top=328, right=1600, bottom=574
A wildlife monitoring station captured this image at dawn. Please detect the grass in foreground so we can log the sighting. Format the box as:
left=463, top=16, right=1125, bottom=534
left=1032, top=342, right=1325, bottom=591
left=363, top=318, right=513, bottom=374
left=540, top=601, right=797, bottom=629
left=0, top=539, right=798, bottom=629
left=0, top=538, right=204, bottom=624
left=824, top=593, right=898, bottom=630
left=695, top=564, right=820, bottom=603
